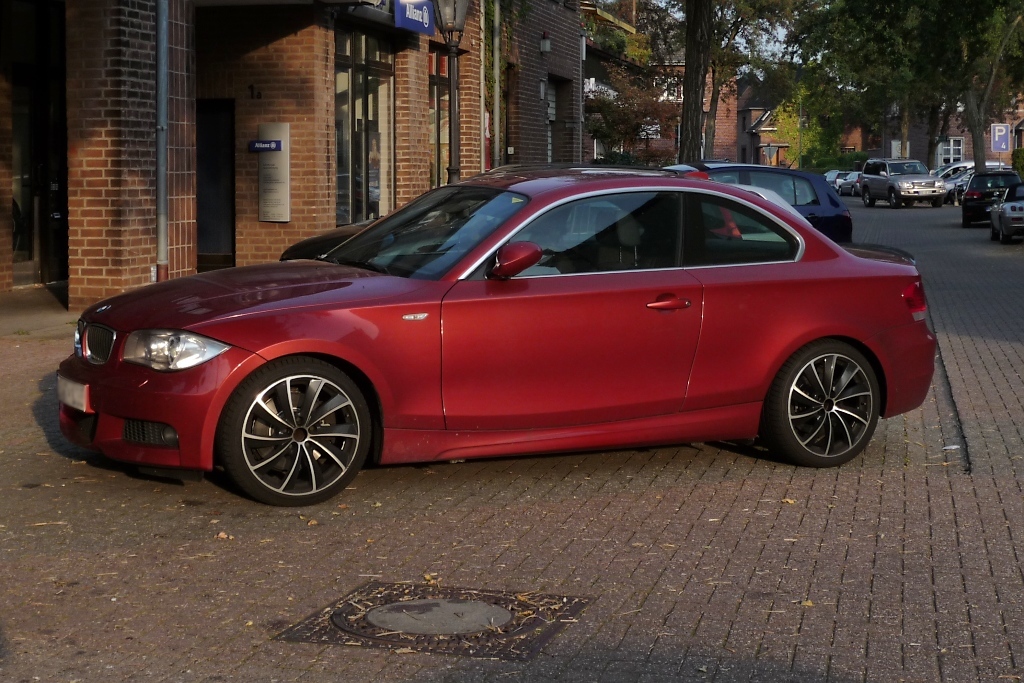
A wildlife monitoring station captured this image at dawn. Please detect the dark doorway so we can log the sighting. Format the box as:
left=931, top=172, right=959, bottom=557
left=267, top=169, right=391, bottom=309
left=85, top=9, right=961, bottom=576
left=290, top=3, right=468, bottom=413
left=196, top=99, right=235, bottom=272
left=6, top=0, right=68, bottom=287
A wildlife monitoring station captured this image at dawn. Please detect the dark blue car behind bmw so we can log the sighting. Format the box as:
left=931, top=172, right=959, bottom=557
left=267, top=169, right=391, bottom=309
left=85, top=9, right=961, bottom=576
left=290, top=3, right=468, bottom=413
left=666, top=162, right=854, bottom=243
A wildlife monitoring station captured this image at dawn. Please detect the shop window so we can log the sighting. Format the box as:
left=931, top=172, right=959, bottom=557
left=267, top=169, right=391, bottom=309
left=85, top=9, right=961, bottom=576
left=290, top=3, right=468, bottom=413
left=336, top=30, right=394, bottom=225
left=429, top=49, right=450, bottom=188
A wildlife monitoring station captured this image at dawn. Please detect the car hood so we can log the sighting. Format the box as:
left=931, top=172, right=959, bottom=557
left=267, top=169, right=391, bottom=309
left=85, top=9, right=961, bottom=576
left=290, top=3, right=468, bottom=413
left=893, top=173, right=939, bottom=183
left=81, top=261, right=418, bottom=331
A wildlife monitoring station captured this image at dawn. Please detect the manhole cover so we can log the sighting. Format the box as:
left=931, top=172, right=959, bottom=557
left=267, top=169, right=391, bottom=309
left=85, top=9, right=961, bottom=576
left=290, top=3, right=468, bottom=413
left=277, top=581, right=591, bottom=660
left=361, top=598, right=513, bottom=634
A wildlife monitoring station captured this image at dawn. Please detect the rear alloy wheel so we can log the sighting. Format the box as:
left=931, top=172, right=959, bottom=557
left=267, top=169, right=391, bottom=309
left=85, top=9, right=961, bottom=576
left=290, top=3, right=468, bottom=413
left=1001, top=224, right=1014, bottom=244
left=862, top=189, right=875, bottom=207
left=217, top=357, right=371, bottom=506
left=760, top=340, right=879, bottom=468
left=888, top=189, right=901, bottom=209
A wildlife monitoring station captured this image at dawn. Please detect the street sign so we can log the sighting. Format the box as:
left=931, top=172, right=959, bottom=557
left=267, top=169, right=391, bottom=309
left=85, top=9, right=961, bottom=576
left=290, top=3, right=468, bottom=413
left=992, top=123, right=1011, bottom=153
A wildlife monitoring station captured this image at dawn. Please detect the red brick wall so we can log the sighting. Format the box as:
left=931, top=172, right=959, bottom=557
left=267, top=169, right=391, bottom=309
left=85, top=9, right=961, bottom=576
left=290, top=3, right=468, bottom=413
left=394, top=35, right=433, bottom=206
left=0, top=69, right=12, bottom=293
left=65, top=0, right=195, bottom=311
left=67, top=0, right=156, bottom=310
left=168, top=0, right=196, bottom=279
left=196, top=5, right=334, bottom=265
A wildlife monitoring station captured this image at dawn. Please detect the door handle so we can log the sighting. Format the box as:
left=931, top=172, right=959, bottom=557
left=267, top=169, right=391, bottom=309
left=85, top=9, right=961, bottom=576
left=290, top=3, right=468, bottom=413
left=646, top=296, right=691, bottom=310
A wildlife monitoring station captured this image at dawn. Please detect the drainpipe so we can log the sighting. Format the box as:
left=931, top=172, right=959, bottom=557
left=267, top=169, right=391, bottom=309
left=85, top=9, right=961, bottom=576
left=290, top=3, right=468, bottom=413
left=155, top=0, right=169, bottom=281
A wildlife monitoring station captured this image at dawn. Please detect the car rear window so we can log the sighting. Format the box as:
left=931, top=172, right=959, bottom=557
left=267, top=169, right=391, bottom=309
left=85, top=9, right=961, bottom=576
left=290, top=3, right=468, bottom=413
left=746, top=171, right=820, bottom=207
left=969, top=173, right=1022, bottom=190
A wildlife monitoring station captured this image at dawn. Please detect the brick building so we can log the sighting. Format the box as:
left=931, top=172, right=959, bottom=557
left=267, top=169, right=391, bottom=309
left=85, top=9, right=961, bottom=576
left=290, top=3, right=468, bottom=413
left=0, top=0, right=582, bottom=310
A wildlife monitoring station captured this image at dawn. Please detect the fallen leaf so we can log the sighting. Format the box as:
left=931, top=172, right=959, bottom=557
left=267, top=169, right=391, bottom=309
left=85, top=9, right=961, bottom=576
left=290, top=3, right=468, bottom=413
left=215, top=531, right=234, bottom=540
left=394, top=647, right=416, bottom=654
left=372, top=502, right=382, bottom=508
left=337, top=504, right=349, bottom=509
left=245, top=620, right=254, bottom=627
left=781, top=498, right=797, bottom=504
left=307, top=519, right=319, bottom=527
left=800, top=599, right=814, bottom=607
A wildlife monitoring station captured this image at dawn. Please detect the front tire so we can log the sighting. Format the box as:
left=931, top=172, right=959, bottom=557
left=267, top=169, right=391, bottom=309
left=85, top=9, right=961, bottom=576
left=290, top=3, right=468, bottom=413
left=931, top=197, right=943, bottom=208
left=760, top=340, right=880, bottom=468
left=889, top=189, right=901, bottom=209
left=216, top=357, right=371, bottom=506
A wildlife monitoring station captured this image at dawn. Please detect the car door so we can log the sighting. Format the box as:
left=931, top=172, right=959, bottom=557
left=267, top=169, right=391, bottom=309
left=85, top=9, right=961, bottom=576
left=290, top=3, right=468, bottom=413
left=439, top=190, right=703, bottom=431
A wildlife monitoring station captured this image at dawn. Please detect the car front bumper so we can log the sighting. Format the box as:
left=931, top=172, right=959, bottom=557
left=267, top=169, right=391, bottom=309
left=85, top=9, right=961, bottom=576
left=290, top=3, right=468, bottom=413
left=57, top=347, right=263, bottom=471
left=896, top=188, right=944, bottom=200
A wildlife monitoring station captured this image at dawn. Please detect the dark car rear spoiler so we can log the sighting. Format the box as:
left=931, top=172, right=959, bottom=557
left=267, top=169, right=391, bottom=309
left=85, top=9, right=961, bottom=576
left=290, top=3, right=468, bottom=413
left=842, top=243, right=916, bottom=266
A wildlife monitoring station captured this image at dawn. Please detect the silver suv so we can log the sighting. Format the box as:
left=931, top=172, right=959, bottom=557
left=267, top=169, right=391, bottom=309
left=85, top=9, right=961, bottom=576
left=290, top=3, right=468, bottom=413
left=861, top=158, right=945, bottom=208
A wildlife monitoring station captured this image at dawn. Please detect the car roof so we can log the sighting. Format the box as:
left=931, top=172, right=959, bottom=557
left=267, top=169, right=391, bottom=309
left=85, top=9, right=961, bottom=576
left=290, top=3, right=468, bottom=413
left=973, top=170, right=1019, bottom=176
left=664, top=161, right=823, bottom=180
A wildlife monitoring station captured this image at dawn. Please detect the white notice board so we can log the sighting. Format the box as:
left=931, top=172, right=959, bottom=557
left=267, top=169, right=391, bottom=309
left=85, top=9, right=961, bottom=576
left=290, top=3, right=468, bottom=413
left=258, top=123, right=290, bottom=222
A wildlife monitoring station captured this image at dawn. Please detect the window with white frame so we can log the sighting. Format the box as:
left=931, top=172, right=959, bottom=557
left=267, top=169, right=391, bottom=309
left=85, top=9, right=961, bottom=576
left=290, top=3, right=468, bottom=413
left=937, top=137, right=965, bottom=166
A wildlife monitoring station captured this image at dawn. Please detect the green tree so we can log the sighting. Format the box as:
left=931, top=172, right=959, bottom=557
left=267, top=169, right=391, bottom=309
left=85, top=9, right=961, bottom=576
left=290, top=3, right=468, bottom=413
left=586, top=65, right=681, bottom=164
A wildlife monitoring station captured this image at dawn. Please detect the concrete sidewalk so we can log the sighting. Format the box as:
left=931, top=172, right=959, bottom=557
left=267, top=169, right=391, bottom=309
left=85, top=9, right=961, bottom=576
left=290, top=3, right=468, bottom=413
left=0, top=284, right=77, bottom=340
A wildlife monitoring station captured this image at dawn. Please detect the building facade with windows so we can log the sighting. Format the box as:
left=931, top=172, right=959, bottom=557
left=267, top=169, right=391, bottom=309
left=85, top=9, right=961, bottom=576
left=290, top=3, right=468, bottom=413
left=0, top=0, right=583, bottom=310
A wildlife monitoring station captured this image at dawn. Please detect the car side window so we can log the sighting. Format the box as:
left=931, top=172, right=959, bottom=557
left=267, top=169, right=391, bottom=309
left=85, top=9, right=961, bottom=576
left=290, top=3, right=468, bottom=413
left=747, top=171, right=821, bottom=207
left=511, top=192, right=681, bottom=276
left=683, top=193, right=799, bottom=267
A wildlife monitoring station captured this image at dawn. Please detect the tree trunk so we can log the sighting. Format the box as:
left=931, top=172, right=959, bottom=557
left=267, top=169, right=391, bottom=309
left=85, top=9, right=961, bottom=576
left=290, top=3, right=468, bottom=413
left=924, top=103, right=940, bottom=170
left=678, top=0, right=713, bottom=162
left=705, top=65, right=723, bottom=159
left=965, top=88, right=987, bottom=170
left=900, top=101, right=910, bottom=159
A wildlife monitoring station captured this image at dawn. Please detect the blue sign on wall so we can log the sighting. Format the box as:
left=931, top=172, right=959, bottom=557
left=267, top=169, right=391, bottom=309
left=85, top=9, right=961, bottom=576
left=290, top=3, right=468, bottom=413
left=395, top=0, right=434, bottom=35
left=249, top=140, right=282, bottom=153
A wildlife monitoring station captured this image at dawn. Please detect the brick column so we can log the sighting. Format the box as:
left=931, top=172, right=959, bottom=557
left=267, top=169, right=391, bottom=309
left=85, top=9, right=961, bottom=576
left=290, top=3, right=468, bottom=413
left=66, top=0, right=196, bottom=311
left=394, top=35, right=432, bottom=206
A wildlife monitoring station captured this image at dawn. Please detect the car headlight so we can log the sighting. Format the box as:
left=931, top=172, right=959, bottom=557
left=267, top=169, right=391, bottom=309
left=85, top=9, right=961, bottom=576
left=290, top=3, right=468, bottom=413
left=122, top=330, right=230, bottom=371
left=899, top=181, right=913, bottom=189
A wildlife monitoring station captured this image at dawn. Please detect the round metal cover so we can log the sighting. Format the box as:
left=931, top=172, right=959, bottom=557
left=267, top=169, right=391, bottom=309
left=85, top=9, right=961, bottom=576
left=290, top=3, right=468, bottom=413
left=360, top=598, right=513, bottom=635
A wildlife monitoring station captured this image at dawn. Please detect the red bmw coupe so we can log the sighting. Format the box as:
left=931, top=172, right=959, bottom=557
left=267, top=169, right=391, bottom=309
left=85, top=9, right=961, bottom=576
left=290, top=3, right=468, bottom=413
left=58, top=167, right=936, bottom=505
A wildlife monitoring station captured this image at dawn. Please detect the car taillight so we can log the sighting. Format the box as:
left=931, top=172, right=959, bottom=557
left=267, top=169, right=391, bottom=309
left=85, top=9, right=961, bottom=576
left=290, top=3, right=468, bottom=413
left=965, top=190, right=982, bottom=199
left=903, top=281, right=927, bottom=321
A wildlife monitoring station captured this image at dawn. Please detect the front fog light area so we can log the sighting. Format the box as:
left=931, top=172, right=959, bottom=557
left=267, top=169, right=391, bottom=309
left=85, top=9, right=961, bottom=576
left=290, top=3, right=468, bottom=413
left=122, top=330, right=229, bottom=371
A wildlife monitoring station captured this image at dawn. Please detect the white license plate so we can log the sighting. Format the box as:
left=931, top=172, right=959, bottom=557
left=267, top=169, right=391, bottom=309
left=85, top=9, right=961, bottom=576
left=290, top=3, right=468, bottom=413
left=57, top=374, right=91, bottom=413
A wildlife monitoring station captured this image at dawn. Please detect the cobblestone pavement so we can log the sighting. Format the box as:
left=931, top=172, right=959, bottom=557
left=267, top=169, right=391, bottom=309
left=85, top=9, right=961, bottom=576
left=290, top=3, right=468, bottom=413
left=2, top=201, right=1022, bottom=682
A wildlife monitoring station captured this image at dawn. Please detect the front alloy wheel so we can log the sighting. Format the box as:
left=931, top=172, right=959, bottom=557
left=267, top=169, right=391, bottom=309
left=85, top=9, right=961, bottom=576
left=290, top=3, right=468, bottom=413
left=761, top=341, right=879, bottom=467
left=888, top=189, right=901, bottom=209
left=217, top=357, right=371, bottom=505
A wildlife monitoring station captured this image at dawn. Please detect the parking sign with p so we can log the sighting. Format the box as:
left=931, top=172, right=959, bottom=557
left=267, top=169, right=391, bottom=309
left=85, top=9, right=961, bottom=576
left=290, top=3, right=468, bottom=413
left=992, top=123, right=1011, bottom=153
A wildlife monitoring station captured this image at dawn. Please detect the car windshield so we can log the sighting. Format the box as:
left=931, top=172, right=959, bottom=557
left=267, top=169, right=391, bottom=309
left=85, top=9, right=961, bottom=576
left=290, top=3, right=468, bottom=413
left=889, top=161, right=929, bottom=176
left=324, top=186, right=528, bottom=279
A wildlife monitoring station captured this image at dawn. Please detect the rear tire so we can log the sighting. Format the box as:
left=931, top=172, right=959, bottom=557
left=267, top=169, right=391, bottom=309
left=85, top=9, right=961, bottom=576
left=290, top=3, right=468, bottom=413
left=760, top=340, right=879, bottom=468
left=991, top=224, right=1000, bottom=241
left=862, top=189, right=875, bottom=207
left=1000, top=225, right=1014, bottom=244
left=962, top=215, right=971, bottom=228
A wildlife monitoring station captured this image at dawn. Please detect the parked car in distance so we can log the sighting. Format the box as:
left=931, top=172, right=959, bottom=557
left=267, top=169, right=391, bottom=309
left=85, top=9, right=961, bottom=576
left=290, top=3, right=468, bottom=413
left=962, top=170, right=1022, bottom=228
left=280, top=220, right=374, bottom=261
left=933, top=159, right=1010, bottom=179
left=666, top=162, right=853, bottom=242
left=988, top=182, right=1024, bottom=243
left=57, top=166, right=936, bottom=506
left=944, top=168, right=973, bottom=204
left=824, top=170, right=845, bottom=190
left=838, top=171, right=862, bottom=196
left=861, top=158, right=945, bottom=208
